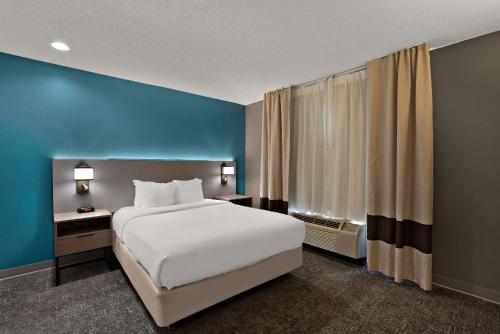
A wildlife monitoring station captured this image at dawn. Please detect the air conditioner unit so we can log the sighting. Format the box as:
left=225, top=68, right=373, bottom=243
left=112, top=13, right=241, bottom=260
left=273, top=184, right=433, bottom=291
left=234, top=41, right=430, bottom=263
left=292, top=212, right=366, bottom=259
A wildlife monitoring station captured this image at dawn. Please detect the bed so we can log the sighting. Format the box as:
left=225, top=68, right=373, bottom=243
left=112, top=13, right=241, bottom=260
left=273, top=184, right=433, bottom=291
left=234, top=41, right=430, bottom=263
left=112, top=199, right=304, bottom=327
left=52, top=159, right=304, bottom=327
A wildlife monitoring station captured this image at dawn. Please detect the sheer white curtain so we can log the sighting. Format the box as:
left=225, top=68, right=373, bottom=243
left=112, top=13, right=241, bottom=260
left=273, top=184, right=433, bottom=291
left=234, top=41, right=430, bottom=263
left=289, top=70, right=367, bottom=221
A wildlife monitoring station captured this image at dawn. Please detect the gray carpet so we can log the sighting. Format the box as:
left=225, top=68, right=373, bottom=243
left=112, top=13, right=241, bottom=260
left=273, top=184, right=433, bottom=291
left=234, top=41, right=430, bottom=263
left=1, top=247, right=499, bottom=333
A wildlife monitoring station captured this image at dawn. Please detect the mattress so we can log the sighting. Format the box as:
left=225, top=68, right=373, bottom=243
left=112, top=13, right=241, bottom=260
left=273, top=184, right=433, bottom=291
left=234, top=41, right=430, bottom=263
left=113, top=199, right=304, bottom=289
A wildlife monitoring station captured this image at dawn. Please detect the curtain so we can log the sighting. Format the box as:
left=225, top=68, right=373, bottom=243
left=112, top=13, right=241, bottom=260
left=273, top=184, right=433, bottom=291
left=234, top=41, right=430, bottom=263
left=289, top=70, right=367, bottom=221
left=366, top=43, right=433, bottom=290
left=259, top=87, right=291, bottom=213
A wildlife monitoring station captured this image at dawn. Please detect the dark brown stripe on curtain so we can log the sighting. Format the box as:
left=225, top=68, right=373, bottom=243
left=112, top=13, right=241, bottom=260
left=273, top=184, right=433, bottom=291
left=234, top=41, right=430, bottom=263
left=260, top=198, right=288, bottom=214
left=367, top=215, right=432, bottom=254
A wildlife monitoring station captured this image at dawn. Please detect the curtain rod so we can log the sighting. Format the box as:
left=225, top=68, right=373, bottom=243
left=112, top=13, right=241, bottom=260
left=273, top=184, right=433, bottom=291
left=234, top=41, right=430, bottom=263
left=292, top=65, right=366, bottom=89
left=292, top=41, right=436, bottom=89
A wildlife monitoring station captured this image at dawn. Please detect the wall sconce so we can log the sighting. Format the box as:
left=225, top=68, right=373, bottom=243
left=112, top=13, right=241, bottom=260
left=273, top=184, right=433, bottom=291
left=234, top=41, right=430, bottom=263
left=74, top=161, right=94, bottom=194
left=221, top=163, right=235, bottom=185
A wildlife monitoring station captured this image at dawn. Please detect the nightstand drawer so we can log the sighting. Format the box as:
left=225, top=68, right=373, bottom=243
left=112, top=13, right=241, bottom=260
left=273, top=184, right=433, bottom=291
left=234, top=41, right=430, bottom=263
left=213, top=194, right=253, bottom=207
left=230, top=198, right=252, bottom=207
left=57, top=229, right=112, bottom=256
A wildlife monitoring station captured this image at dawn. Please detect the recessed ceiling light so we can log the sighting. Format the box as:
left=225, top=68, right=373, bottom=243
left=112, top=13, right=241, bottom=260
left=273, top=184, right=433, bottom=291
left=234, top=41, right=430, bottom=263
left=51, top=41, right=70, bottom=51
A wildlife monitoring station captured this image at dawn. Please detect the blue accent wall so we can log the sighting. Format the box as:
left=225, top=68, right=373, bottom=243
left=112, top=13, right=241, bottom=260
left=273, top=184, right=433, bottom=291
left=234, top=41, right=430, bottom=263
left=0, top=52, right=245, bottom=270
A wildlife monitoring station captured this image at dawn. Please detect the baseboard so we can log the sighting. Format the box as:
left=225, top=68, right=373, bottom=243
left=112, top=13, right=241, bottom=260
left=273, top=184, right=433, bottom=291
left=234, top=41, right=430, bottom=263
left=0, top=249, right=104, bottom=281
left=0, top=260, right=54, bottom=280
left=433, top=274, right=500, bottom=305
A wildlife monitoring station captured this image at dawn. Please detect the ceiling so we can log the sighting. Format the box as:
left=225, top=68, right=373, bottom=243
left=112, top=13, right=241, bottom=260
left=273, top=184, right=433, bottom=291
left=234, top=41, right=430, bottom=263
left=1, top=1, right=500, bottom=105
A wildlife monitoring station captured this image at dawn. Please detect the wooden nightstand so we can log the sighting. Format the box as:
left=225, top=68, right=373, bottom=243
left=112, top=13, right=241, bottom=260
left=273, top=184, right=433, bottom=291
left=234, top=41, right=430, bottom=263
left=53, top=209, right=113, bottom=285
left=214, top=194, right=253, bottom=207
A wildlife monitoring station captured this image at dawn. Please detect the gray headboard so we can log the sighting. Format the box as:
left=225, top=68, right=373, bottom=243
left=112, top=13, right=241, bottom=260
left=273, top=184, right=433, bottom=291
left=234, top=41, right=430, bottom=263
left=52, top=159, right=236, bottom=213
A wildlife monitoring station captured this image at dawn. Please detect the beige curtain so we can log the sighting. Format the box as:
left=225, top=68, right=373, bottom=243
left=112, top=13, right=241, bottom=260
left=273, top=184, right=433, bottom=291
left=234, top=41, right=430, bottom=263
left=366, top=43, right=433, bottom=290
left=259, top=87, right=291, bottom=213
left=289, top=71, right=367, bottom=221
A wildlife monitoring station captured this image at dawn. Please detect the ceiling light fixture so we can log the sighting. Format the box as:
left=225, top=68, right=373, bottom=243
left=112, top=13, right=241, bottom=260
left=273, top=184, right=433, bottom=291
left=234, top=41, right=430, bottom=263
left=51, top=41, right=70, bottom=51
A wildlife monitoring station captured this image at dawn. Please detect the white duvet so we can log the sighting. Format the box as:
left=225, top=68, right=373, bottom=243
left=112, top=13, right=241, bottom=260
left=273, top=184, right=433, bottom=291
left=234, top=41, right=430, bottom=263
left=113, top=200, right=304, bottom=289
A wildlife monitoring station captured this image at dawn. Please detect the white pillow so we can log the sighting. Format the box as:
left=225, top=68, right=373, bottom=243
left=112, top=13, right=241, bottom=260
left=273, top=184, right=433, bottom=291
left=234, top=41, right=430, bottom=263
left=173, top=178, right=204, bottom=204
left=133, top=180, right=176, bottom=208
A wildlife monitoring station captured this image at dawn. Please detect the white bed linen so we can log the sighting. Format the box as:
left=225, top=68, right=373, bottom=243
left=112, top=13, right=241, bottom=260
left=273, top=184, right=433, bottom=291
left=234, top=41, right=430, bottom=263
left=113, top=199, right=304, bottom=289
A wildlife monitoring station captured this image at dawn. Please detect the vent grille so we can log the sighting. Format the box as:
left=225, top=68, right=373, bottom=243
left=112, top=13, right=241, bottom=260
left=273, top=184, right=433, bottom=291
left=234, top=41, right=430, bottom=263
left=305, top=227, right=337, bottom=252
left=291, top=211, right=366, bottom=259
left=291, top=212, right=346, bottom=230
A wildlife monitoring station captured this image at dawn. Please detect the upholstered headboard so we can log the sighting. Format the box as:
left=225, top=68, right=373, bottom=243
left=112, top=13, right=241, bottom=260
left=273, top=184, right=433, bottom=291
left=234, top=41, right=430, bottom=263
left=52, top=159, right=236, bottom=213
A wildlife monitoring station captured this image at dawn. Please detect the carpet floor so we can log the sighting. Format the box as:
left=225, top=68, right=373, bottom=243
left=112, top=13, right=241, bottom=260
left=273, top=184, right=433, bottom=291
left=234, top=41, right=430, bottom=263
left=0, top=247, right=499, bottom=334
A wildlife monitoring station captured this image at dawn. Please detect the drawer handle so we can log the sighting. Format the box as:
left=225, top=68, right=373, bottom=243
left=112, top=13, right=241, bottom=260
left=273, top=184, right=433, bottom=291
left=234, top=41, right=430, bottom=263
left=77, top=233, right=95, bottom=238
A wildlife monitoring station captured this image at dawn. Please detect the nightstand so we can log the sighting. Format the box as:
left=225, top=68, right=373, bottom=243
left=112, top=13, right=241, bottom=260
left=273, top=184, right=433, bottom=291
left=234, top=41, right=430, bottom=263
left=214, top=194, right=253, bottom=207
left=53, top=209, right=113, bottom=286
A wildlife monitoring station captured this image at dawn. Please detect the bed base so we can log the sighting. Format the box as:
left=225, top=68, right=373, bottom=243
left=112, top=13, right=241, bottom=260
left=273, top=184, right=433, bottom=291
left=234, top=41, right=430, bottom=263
left=113, top=233, right=302, bottom=327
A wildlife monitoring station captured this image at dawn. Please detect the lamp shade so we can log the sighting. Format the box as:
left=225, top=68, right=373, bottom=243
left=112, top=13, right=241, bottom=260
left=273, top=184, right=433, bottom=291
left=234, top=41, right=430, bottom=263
left=222, top=166, right=235, bottom=175
left=74, top=167, right=94, bottom=180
